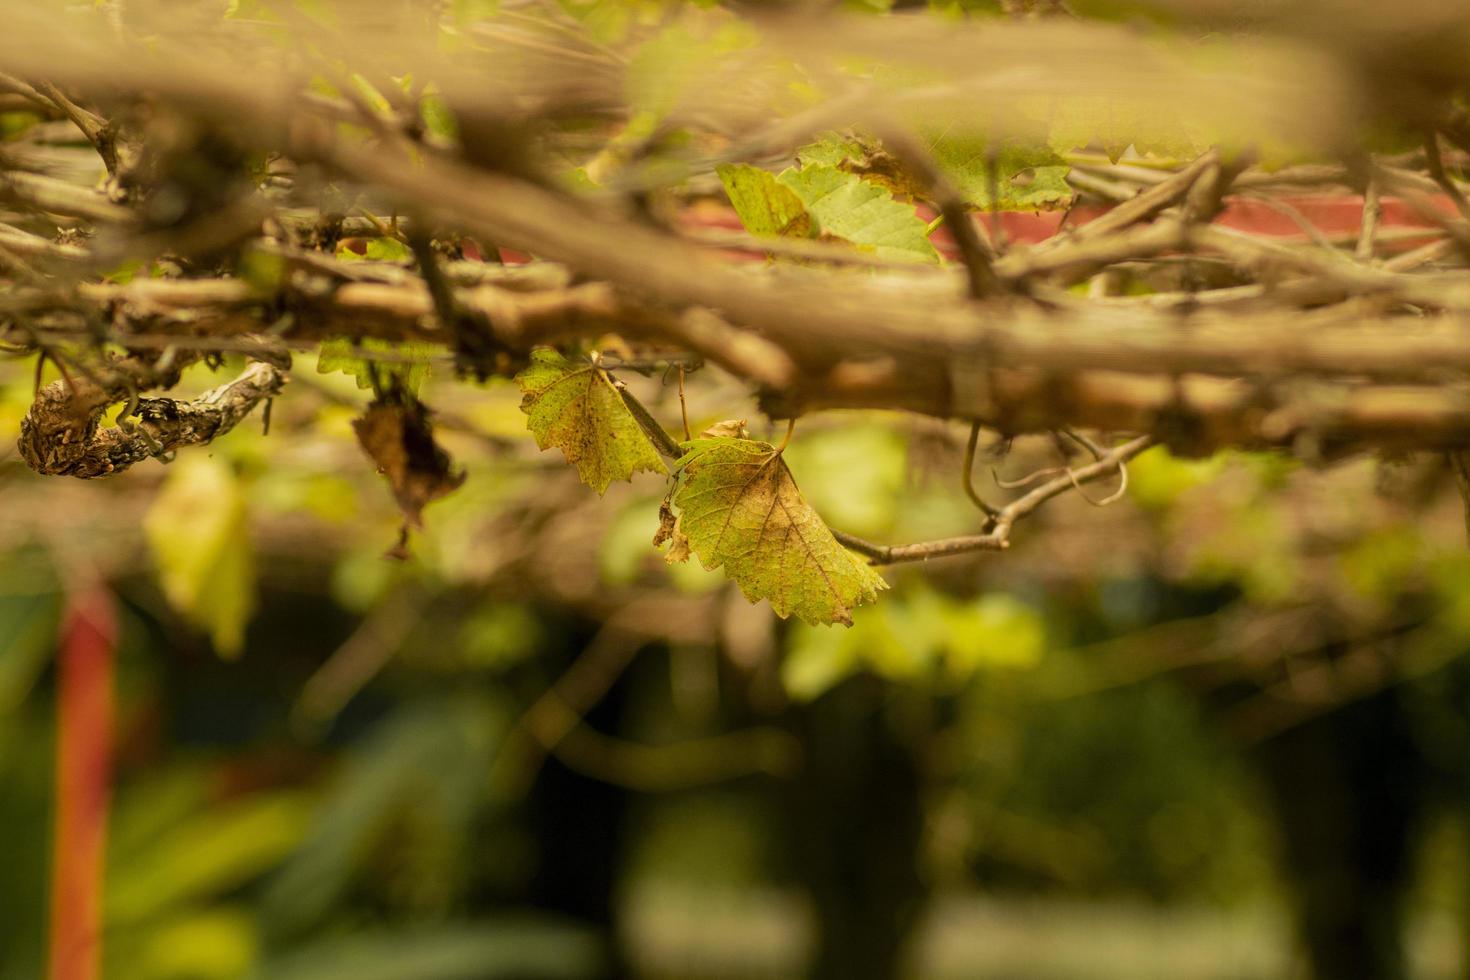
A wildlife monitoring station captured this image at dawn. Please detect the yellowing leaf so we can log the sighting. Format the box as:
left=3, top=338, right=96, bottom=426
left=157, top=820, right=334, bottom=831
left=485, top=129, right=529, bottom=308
left=143, top=455, right=255, bottom=658
left=716, top=163, right=811, bottom=238
left=336, top=236, right=413, bottom=263
left=515, top=348, right=667, bottom=494
left=658, top=436, right=887, bottom=626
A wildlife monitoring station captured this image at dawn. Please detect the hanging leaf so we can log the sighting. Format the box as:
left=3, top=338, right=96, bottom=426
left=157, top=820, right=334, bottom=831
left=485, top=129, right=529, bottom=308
left=143, top=455, right=255, bottom=658
left=656, top=433, right=887, bottom=626
left=352, top=394, right=466, bottom=530
left=779, top=164, right=940, bottom=263
left=515, top=348, right=667, bottom=494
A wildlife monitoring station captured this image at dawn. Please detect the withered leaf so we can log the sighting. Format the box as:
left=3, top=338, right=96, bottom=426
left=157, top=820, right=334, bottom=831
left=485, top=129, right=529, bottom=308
left=352, top=395, right=466, bottom=529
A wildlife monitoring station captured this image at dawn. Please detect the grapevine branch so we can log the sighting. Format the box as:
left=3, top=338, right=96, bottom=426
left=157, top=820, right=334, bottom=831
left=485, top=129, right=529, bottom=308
left=617, top=372, right=1149, bottom=566
left=1, top=5, right=1470, bottom=484
left=831, top=436, right=1154, bottom=566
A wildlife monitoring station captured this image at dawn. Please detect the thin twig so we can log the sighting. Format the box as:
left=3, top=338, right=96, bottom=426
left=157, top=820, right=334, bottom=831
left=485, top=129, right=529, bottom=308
left=837, top=435, right=1154, bottom=564
left=1356, top=174, right=1381, bottom=262
left=1424, top=131, right=1470, bottom=221
left=677, top=365, right=691, bottom=441
left=873, top=120, right=1000, bottom=299
left=961, top=421, right=999, bottom=518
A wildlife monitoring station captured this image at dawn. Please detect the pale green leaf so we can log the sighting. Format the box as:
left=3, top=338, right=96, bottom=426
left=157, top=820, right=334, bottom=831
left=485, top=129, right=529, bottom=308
left=315, top=338, right=435, bottom=396
left=793, top=131, right=918, bottom=200
left=515, top=348, right=667, bottom=494
left=143, top=456, right=255, bottom=658
left=781, top=620, right=861, bottom=700
left=658, top=436, right=887, bottom=626
left=716, top=163, right=810, bottom=238
left=1045, top=96, right=1204, bottom=162
left=419, top=90, right=458, bottom=142
left=257, top=922, right=601, bottom=980
left=781, top=423, right=908, bottom=536
left=777, top=164, right=940, bottom=263
left=794, top=132, right=870, bottom=170
left=133, top=907, right=257, bottom=980
left=0, top=593, right=58, bottom=712
left=1126, top=445, right=1228, bottom=510
left=626, top=19, right=755, bottom=120
left=781, top=586, right=1044, bottom=699
left=107, top=791, right=311, bottom=923
left=940, top=593, right=1046, bottom=674
left=930, top=135, right=1074, bottom=211
left=335, top=237, right=413, bottom=263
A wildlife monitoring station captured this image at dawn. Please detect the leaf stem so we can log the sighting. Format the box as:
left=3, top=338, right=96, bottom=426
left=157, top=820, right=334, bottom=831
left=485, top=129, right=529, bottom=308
left=776, top=417, right=796, bottom=453
left=615, top=381, right=684, bottom=459
left=677, top=365, right=691, bottom=441
left=962, top=421, right=1000, bottom=519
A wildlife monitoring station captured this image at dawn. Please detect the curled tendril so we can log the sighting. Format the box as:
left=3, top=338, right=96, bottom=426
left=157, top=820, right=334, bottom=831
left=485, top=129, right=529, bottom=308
left=962, top=421, right=1000, bottom=518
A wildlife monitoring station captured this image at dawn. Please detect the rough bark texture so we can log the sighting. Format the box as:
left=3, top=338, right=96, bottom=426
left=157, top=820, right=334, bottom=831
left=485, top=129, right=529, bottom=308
left=19, top=358, right=285, bottom=478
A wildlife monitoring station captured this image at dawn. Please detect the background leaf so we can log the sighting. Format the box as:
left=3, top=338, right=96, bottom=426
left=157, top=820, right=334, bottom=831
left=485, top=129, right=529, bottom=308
left=143, top=456, right=256, bottom=657
left=254, top=921, right=603, bottom=980
left=777, top=165, right=940, bottom=264
left=929, top=135, right=1075, bottom=211
left=315, top=339, right=435, bottom=396
left=715, top=163, right=810, bottom=238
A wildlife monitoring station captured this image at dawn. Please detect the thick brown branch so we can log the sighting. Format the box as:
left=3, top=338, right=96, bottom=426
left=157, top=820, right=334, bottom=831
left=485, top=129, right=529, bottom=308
left=19, top=357, right=285, bottom=478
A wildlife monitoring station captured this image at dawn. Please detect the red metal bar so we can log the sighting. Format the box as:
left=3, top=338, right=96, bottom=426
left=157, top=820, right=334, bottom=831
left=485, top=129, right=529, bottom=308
left=47, top=586, right=117, bottom=980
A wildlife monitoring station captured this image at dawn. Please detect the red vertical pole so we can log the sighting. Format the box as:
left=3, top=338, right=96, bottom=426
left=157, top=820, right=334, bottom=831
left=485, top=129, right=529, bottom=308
left=47, top=586, right=117, bottom=980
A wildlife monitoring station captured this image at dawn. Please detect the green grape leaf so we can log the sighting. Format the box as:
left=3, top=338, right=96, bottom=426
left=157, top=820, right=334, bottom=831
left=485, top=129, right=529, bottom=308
left=778, top=165, right=940, bottom=264
left=1045, top=96, right=1203, bottom=162
left=716, top=163, right=811, bottom=238
left=419, top=89, right=458, bottom=142
left=515, top=348, right=667, bottom=494
left=316, top=338, right=435, bottom=396
left=718, top=160, right=938, bottom=263
left=626, top=19, right=756, bottom=121
left=795, top=132, right=872, bottom=170
left=930, top=135, right=1075, bottom=211
left=143, top=455, right=255, bottom=658
left=656, top=435, right=888, bottom=626
left=794, top=131, right=921, bottom=200
left=336, top=236, right=414, bottom=263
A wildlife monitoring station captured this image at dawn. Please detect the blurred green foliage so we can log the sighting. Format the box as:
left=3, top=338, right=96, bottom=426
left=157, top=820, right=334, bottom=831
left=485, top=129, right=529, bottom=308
left=3, top=1, right=1470, bottom=977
